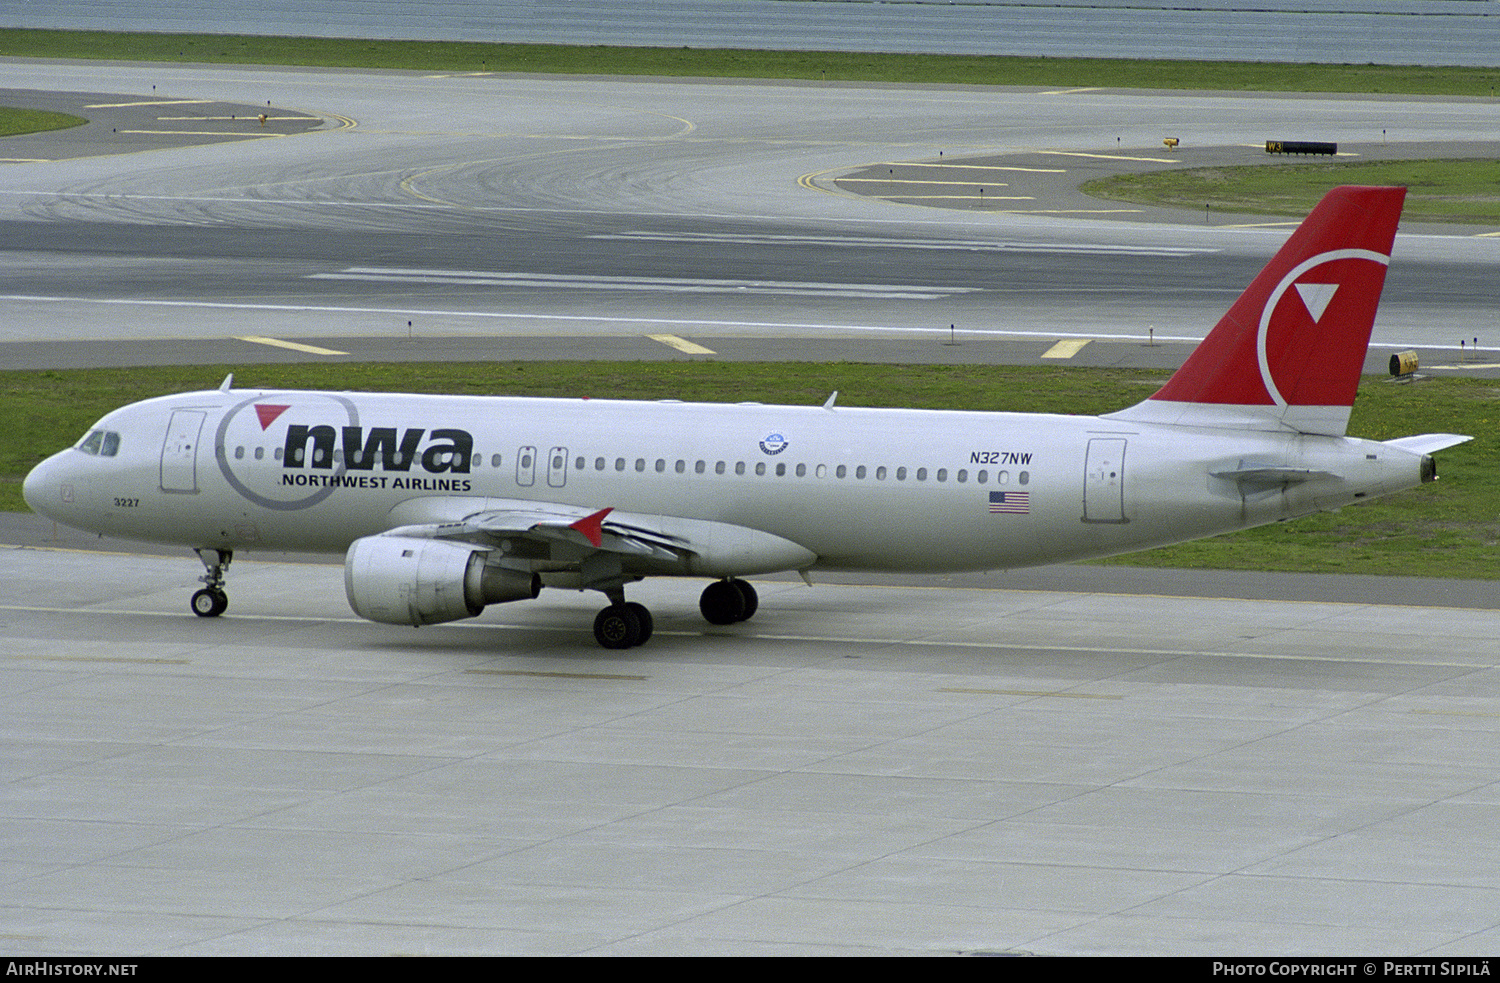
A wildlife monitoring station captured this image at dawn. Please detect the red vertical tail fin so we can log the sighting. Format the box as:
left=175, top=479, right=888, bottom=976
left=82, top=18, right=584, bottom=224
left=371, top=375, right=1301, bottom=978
left=1108, top=185, right=1405, bottom=436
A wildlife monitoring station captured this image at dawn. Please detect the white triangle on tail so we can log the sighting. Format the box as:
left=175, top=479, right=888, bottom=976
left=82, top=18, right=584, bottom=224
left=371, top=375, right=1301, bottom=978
left=1295, top=282, right=1338, bottom=322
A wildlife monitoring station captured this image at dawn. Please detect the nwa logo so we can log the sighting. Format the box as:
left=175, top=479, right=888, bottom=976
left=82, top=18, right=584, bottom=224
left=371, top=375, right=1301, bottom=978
left=281, top=422, right=473, bottom=473
left=216, top=394, right=475, bottom=512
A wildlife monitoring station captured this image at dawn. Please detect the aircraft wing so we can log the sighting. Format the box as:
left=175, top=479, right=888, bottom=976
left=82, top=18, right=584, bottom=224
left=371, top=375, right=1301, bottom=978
left=378, top=495, right=817, bottom=580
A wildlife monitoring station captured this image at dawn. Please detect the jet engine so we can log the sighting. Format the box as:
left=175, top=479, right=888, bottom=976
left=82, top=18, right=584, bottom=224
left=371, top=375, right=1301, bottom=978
left=344, top=536, right=540, bottom=626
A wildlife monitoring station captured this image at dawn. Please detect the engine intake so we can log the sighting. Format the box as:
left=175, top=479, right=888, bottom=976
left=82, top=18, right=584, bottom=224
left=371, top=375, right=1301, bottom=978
left=345, top=536, right=540, bottom=626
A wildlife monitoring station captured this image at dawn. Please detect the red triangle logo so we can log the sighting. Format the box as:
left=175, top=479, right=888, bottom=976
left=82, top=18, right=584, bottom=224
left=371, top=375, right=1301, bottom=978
left=254, top=404, right=291, bottom=430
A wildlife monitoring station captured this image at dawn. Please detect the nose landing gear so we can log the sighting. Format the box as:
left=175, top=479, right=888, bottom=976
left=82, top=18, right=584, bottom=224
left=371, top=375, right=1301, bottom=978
left=191, top=548, right=232, bottom=618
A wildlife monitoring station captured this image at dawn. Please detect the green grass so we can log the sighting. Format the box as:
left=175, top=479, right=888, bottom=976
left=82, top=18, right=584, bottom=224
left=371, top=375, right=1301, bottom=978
left=0, top=105, right=84, bottom=137
left=5, top=362, right=1493, bottom=579
left=1, top=27, right=1499, bottom=96
left=1084, top=158, right=1500, bottom=222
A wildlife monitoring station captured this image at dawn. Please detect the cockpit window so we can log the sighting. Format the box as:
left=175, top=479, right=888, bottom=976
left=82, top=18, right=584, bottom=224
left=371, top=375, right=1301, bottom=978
left=77, top=430, right=121, bottom=457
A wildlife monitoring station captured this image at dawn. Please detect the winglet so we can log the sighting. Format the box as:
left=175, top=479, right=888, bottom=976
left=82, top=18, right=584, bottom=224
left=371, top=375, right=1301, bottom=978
left=1107, top=186, right=1406, bottom=436
left=568, top=507, right=614, bottom=548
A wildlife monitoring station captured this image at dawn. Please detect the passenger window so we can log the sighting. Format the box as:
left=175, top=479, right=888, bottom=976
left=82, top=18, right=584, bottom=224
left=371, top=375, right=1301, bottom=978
left=491, top=453, right=503, bottom=468
left=856, top=466, right=866, bottom=479
left=234, top=446, right=245, bottom=460
left=957, top=469, right=968, bottom=483
left=936, top=468, right=948, bottom=482
left=735, top=462, right=746, bottom=476
left=876, top=466, right=887, bottom=480
left=715, top=461, right=725, bottom=475
left=615, top=458, right=626, bottom=472
left=917, top=467, right=927, bottom=481
left=675, top=460, right=686, bottom=474
left=254, top=447, right=264, bottom=461
left=755, top=462, right=766, bottom=476
left=896, top=467, right=906, bottom=480
left=977, top=470, right=988, bottom=484
left=655, top=459, right=666, bottom=473
left=1020, top=471, right=1030, bottom=485
left=796, top=463, right=806, bottom=477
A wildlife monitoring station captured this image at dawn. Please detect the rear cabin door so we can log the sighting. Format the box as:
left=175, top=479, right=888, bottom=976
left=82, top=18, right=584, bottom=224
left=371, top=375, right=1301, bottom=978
left=1083, top=437, right=1128, bottom=523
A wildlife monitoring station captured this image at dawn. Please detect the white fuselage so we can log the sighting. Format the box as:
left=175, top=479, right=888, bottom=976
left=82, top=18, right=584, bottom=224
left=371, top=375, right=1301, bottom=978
left=25, top=388, right=1431, bottom=574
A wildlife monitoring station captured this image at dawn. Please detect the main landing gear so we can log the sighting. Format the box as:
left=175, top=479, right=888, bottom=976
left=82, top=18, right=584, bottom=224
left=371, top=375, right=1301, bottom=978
left=590, top=578, right=759, bottom=650
left=191, top=548, right=231, bottom=618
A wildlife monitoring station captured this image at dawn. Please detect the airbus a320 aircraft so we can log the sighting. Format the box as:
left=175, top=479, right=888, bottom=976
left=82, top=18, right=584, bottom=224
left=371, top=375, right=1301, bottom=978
left=24, top=186, right=1470, bottom=649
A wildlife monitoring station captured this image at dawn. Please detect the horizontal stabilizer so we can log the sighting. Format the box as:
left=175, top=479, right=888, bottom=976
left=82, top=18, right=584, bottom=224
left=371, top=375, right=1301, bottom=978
left=1383, top=433, right=1473, bottom=455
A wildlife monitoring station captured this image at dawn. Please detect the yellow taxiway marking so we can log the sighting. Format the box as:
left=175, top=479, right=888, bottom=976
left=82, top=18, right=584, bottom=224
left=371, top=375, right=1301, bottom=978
left=84, top=99, right=212, bottom=108
left=1042, top=87, right=1105, bottom=95
left=839, top=177, right=1009, bottom=187
left=884, top=194, right=1033, bottom=200
left=1042, top=339, right=1092, bottom=359
left=1039, top=150, right=1180, bottom=163
left=874, top=162, right=1066, bottom=173
left=236, top=335, right=348, bottom=356
left=116, top=130, right=282, bottom=137
left=648, top=333, right=715, bottom=354
left=156, top=116, right=313, bottom=121
left=1429, top=363, right=1500, bottom=370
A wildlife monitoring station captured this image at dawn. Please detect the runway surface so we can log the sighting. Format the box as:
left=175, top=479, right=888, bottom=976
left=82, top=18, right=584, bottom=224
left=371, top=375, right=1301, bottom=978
left=1, top=61, right=1498, bottom=371
left=3, top=61, right=1500, bottom=956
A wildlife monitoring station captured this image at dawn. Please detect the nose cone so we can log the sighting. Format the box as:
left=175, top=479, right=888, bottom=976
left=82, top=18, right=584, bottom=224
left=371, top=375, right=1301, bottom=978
left=23, top=451, right=72, bottom=523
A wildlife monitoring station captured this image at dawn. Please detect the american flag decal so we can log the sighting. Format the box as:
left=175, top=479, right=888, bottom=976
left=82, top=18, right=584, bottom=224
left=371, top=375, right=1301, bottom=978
left=989, top=490, right=1030, bottom=514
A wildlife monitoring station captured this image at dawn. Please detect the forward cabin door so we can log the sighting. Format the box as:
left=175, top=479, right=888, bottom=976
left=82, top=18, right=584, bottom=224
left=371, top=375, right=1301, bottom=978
left=160, top=409, right=205, bottom=494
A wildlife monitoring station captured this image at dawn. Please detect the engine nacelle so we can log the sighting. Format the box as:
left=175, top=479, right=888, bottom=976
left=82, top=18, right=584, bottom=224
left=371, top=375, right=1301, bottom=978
left=344, top=536, right=541, bottom=626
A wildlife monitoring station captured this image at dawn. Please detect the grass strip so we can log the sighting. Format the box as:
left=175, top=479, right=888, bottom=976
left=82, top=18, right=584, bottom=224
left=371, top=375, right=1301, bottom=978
left=0, top=105, right=84, bottom=137
left=1, top=28, right=1499, bottom=96
left=1084, top=158, right=1500, bottom=222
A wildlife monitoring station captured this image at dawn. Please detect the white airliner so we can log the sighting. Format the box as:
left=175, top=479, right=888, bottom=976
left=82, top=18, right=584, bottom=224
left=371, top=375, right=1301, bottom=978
left=23, top=186, right=1470, bottom=648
